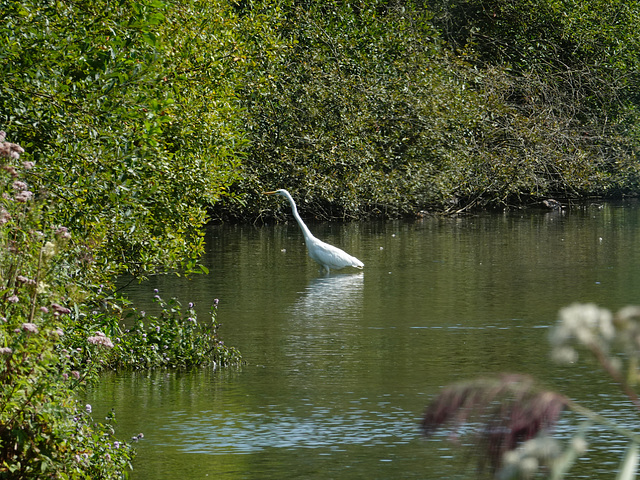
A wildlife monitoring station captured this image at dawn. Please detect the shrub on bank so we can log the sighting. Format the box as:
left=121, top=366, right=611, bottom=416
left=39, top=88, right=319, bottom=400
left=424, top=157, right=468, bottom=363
left=62, top=293, right=241, bottom=371
left=0, top=133, right=240, bottom=478
left=0, top=133, right=134, bottom=478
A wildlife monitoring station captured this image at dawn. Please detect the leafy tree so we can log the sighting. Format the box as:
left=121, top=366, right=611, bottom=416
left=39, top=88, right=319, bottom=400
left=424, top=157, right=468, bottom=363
left=206, top=0, right=640, bottom=220
left=0, top=0, right=246, bottom=279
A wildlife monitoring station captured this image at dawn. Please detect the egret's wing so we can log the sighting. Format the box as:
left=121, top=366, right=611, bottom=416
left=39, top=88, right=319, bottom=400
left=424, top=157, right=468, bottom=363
left=308, top=239, right=364, bottom=270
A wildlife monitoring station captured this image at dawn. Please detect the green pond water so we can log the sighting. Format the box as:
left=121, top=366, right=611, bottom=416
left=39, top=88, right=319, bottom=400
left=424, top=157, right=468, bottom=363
left=87, top=201, right=640, bottom=479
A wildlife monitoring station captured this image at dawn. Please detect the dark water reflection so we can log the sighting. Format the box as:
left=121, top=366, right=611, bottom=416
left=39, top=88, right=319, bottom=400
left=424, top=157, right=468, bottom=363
left=87, top=202, right=640, bottom=479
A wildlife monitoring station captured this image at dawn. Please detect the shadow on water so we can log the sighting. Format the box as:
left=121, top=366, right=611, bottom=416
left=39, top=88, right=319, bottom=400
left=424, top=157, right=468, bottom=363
left=90, top=202, right=640, bottom=479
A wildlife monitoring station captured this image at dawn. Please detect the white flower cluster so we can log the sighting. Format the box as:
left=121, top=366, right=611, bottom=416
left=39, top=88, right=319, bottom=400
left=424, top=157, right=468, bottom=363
left=498, top=435, right=563, bottom=480
left=549, top=302, right=640, bottom=384
left=549, top=303, right=616, bottom=364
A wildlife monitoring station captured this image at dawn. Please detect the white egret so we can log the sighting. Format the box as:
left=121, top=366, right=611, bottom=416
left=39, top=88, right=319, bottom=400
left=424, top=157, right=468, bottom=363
left=264, top=189, right=364, bottom=273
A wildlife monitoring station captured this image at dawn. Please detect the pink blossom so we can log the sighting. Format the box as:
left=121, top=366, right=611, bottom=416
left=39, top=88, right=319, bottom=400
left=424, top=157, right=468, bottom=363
left=22, top=161, right=34, bottom=170
left=7, top=295, right=19, bottom=304
left=14, top=191, right=33, bottom=202
left=12, top=181, right=27, bottom=191
left=55, top=226, right=71, bottom=239
left=50, top=303, right=71, bottom=315
left=0, top=141, right=24, bottom=159
left=0, top=347, right=12, bottom=355
left=0, top=208, right=10, bottom=225
left=16, top=275, right=35, bottom=285
left=21, top=323, right=39, bottom=334
left=87, top=331, right=114, bottom=348
left=2, top=165, right=17, bottom=177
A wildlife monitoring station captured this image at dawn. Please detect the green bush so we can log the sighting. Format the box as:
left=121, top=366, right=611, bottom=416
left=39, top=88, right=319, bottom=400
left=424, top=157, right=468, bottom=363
left=218, top=1, right=471, bottom=219
left=428, top=0, right=640, bottom=202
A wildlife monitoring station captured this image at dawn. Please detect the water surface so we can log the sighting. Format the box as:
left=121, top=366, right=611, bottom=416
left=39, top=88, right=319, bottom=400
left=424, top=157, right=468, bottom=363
left=88, top=202, right=640, bottom=478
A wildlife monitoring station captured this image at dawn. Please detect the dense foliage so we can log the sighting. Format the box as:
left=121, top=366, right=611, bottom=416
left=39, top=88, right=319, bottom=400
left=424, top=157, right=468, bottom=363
left=1, top=0, right=247, bottom=278
left=0, top=135, right=242, bottom=477
left=3, top=0, right=640, bottom=227
left=224, top=0, right=640, bottom=220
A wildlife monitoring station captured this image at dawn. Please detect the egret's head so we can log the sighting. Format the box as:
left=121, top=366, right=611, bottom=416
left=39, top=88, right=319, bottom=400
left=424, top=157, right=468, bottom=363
left=263, top=189, right=288, bottom=197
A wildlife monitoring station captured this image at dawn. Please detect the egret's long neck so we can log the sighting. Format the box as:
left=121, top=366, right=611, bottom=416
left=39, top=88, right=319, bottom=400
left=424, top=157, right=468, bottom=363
left=284, top=193, right=315, bottom=243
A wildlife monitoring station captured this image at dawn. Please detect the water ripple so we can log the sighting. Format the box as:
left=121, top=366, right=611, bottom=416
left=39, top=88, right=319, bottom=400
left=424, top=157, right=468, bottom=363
left=157, top=402, right=421, bottom=454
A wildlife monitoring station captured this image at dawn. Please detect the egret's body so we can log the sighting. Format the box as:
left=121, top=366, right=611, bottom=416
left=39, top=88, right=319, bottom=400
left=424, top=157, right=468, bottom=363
left=264, top=189, right=364, bottom=273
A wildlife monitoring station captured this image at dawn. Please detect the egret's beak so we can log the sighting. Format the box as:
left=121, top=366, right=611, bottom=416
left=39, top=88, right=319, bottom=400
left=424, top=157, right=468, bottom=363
left=263, top=191, right=277, bottom=195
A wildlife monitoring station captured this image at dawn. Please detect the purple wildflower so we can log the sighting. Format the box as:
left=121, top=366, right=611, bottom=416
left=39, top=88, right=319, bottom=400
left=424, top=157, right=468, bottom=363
left=0, top=139, right=25, bottom=159
left=16, top=275, right=35, bottom=285
left=0, top=347, right=12, bottom=355
left=2, top=165, right=17, bottom=177
left=422, top=374, right=568, bottom=472
left=7, top=295, right=19, bottom=304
